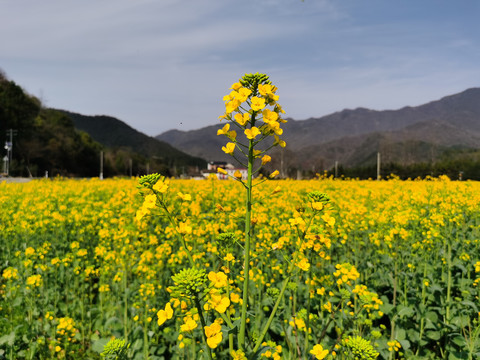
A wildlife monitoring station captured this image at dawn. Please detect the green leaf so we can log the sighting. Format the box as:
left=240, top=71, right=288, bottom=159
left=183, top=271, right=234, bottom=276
left=91, top=337, right=110, bottom=353
left=399, top=339, right=411, bottom=350
left=380, top=302, right=394, bottom=315
left=461, top=300, right=479, bottom=313
left=396, top=305, right=415, bottom=319
left=0, top=331, right=15, bottom=346
left=396, top=328, right=406, bottom=341
left=448, top=350, right=467, bottom=360
left=451, top=335, right=466, bottom=347
left=426, top=331, right=441, bottom=341
left=132, top=338, right=143, bottom=351
left=451, top=316, right=469, bottom=328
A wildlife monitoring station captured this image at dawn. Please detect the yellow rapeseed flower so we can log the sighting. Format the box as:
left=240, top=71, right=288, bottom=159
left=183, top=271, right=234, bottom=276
left=157, top=302, right=173, bottom=326
left=244, top=127, right=261, bottom=140
left=217, top=123, right=230, bottom=136
left=261, top=155, right=272, bottom=165
left=250, top=96, right=266, bottom=111
left=208, top=271, right=228, bottom=288
left=153, top=178, right=169, bottom=193
left=230, top=82, right=242, bottom=90
left=205, top=322, right=223, bottom=349
left=222, top=142, right=236, bottom=155
left=180, top=316, right=197, bottom=332
left=234, top=170, right=242, bottom=180
left=234, top=113, right=250, bottom=126
left=310, top=344, right=328, bottom=359
left=269, top=170, right=279, bottom=178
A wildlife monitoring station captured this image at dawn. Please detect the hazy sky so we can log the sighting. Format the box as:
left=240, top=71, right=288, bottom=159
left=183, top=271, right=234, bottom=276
left=1, top=0, right=479, bottom=136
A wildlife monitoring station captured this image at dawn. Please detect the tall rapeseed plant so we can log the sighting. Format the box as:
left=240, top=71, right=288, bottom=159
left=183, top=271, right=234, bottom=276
left=135, top=74, right=332, bottom=359
left=217, top=73, right=286, bottom=351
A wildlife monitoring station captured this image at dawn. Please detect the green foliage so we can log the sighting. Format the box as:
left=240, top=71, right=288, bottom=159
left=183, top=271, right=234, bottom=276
left=101, top=338, right=130, bottom=360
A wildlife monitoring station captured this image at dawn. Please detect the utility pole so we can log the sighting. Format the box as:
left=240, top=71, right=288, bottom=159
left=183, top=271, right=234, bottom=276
left=6, top=129, right=17, bottom=162
left=4, top=129, right=16, bottom=176
left=377, top=152, right=381, bottom=180
left=129, top=158, right=132, bottom=177
left=2, top=155, right=8, bottom=176
left=99, top=151, right=104, bottom=180
left=334, top=160, right=338, bottom=178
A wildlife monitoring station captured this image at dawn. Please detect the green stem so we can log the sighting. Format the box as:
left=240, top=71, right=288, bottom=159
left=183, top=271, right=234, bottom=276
left=389, top=260, right=397, bottom=360
left=144, top=304, right=149, bottom=360
left=416, top=260, right=428, bottom=356
left=193, top=296, right=214, bottom=360
left=160, top=202, right=195, bottom=267
left=252, top=212, right=317, bottom=354
left=123, top=264, right=129, bottom=342
left=253, top=275, right=291, bottom=354
left=446, top=241, right=452, bottom=324
left=238, top=137, right=254, bottom=350
left=304, top=272, right=312, bottom=358
left=224, top=272, right=235, bottom=354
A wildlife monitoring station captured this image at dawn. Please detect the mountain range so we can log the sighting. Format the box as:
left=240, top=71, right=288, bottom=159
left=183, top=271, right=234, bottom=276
left=155, top=88, right=480, bottom=174
left=4, top=63, right=480, bottom=179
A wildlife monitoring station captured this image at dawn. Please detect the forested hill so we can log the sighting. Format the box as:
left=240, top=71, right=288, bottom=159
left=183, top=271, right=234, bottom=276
left=0, top=70, right=205, bottom=177
left=60, top=110, right=206, bottom=170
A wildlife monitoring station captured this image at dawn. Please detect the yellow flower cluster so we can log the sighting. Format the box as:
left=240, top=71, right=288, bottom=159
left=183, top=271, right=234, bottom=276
left=56, top=317, right=76, bottom=339
left=2, top=267, right=18, bottom=280
left=388, top=340, right=401, bottom=352
left=352, top=285, right=383, bottom=316
left=217, top=73, right=286, bottom=180
left=334, top=263, right=360, bottom=286
left=26, top=274, right=43, bottom=289
left=260, top=341, right=282, bottom=360
left=3, top=175, right=480, bottom=358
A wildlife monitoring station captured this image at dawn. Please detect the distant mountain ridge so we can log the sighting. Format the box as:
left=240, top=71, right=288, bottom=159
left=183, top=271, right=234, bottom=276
left=155, top=88, right=480, bottom=171
left=61, top=110, right=206, bottom=169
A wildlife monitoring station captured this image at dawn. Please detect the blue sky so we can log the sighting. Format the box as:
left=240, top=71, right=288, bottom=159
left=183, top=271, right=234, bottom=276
left=1, top=0, right=479, bottom=136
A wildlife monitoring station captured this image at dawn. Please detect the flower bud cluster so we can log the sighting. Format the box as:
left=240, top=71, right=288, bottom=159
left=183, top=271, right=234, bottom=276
left=218, top=73, right=286, bottom=178
left=170, top=267, right=208, bottom=298
left=341, top=336, right=379, bottom=360
left=100, top=338, right=130, bottom=360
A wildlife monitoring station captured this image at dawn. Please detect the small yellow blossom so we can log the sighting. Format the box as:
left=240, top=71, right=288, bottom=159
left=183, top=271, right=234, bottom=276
left=209, top=271, right=228, bottom=288
left=234, top=170, right=243, bottom=179
left=244, top=127, right=261, bottom=140
left=251, top=96, right=266, bottom=111
left=224, top=253, right=235, bottom=262
left=234, top=113, right=250, bottom=126
left=153, top=178, right=169, bottom=193
left=177, top=192, right=192, bottom=201
left=180, top=316, right=198, bottom=332
left=222, top=142, right=236, bottom=154
left=217, top=123, right=230, bottom=136
left=261, top=155, right=272, bottom=165
left=269, top=170, right=279, bottom=178
left=205, top=322, right=223, bottom=349
left=157, top=303, right=174, bottom=326
left=310, top=344, right=328, bottom=359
